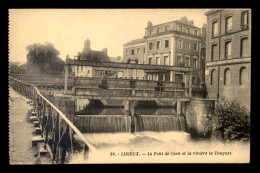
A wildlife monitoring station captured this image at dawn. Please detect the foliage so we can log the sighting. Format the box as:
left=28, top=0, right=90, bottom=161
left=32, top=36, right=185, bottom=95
left=209, top=98, right=250, bottom=141
left=9, top=64, right=26, bottom=74
left=26, top=43, right=65, bottom=75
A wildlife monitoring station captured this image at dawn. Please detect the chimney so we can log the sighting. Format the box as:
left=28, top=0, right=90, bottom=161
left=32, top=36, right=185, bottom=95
left=102, top=48, right=108, bottom=55
left=202, top=23, right=207, bottom=40
left=83, top=39, right=91, bottom=54
left=147, top=21, right=153, bottom=27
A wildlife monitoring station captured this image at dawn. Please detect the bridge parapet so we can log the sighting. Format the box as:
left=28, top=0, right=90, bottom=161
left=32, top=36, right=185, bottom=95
left=10, top=74, right=75, bottom=87
left=9, top=76, right=96, bottom=164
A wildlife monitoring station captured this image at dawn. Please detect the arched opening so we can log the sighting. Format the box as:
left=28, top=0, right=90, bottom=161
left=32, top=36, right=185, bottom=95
left=211, top=69, right=216, bottom=85
left=239, top=67, right=247, bottom=85
left=224, top=68, right=231, bottom=85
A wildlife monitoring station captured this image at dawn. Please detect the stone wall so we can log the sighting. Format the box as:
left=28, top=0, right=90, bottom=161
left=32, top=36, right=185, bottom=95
left=185, top=98, right=215, bottom=137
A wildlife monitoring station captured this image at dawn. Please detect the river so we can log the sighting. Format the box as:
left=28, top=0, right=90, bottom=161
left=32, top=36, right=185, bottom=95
left=70, top=131, right=250, bottom=163
left=69, top=108, right=250, bottom=164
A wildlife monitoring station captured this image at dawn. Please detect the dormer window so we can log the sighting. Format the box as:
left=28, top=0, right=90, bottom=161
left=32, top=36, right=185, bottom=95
left=165, top=25, right=169, bottom=32
left=186, top=28, right=190, bottom=34
left=157, top=28, right=161, bottom=33
left=149, top=29, right=153, bottom=35
left=194, top=30, right=198, bottom=36
left=177, top=26, right=182, bottom=32
left=131, top=49, right=135, bottom=55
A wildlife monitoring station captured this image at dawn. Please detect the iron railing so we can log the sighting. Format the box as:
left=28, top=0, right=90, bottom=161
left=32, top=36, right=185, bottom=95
left=9, top=76, right=96, bottom=164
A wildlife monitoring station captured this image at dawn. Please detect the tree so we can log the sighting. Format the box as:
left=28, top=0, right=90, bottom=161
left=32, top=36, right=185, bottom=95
left=26, top=43, right=65, bottom=75
left=209, top=98, right=250, bottom=141
left=9, top=64, right=26, bottom=74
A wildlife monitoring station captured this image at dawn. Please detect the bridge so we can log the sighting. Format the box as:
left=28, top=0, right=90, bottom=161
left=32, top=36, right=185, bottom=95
left=10, top=73, right=206, bottom=115
left=9, top=74, right=215, bottom=163
left=9, top=76, right=97, bottom=164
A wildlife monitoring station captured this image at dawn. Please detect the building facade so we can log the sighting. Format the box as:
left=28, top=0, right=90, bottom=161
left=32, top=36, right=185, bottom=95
left=69, top=39, right=119, bottom=78
left=123, top=17, right=205, bottom=83
left=204, top=9, right=251, bottom=110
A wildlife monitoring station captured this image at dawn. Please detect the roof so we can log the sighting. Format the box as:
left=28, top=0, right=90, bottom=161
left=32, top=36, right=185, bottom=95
left=124, top=38, right=146, bottom=46
left=205, top=9, right=221, bottom=16
left=82, top=50, right=110, bottom=62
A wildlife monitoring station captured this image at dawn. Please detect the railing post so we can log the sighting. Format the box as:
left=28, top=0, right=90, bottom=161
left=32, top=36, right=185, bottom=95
left=83, top=144, right=90, bottom=161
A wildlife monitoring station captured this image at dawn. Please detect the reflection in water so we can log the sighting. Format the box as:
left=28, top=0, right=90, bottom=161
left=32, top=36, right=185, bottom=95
left=70, top=131, right=250, bottom=163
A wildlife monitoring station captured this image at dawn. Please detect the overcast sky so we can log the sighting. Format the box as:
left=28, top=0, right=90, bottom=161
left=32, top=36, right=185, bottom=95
left=9, top=9, right=210, bottom=64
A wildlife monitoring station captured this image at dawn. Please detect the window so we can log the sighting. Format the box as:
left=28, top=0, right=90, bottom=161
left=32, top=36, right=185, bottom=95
left=211, top=44, right=218, bottom=61
left=194, top=43, right=198, bottom=51
left=164, top=56, right=169, bottom=66
left=157, top=41, right=161, bottom=49
left=165, top=25, right=169, bottom=32
left=137, top=48, right=140, bottom=54
left=126, top=50, right=129, bottom=55
left=156, top=57, right=160, bottom=65
left=239, top=67, right=247, bottom=85
left=143, top=47, right=146, bottom=53
left=193, top=58, right=198, bottom=69
left=186, top=28, right=190, bottom=34
left=224, top=68, right=231, bottom=85
left=165, top=40, right=169, bottom=48
left=165, top=74, right=170, bottom=81
left=149, top=29, right=153, bottom=35
left=241, top=37, right=249, bottom=57
left=185, top=57, right=190, bottom=67
left=185, top=42, right=191, bottom=50
left=158, top=74, right=163, bottom=81
left=149, top=43, right=153, bottom=50
left=194, top=30, right=198, bottom=36
left=177, top=56, right=182, bottom=66
left=241, top=11, right=249, bottom=30
left=177, top=26, right=182, bottom=32
left=225, top=41, right=232, bottom=58
left=95, top=70, right=99, bottom=76
left=211, top=69, right=216, bottom=85
left=157, top=28, right=160, bottom=33
left=225, top=16, right=232, bottom=33
left=148, top=58, right=152, bottom=65
left=177, top=40, right=183, bottom=49
left=212, top=21, right=219, bottom=37
left=131, top=49, right=135, bottom=55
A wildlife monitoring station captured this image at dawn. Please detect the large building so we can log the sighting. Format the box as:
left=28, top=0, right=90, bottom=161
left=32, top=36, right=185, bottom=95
left=69, top=39, right=118, bottom=78
left=123, top=16, right=205, bottom=83
left=204, top=9, right=251, bottom=110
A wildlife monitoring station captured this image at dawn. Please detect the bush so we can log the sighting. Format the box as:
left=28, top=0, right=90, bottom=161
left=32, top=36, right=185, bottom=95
left=209, top=98, right=250, bottom=141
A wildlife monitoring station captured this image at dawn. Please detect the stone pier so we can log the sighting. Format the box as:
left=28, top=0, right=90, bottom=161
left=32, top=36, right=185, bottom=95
left=185, top=98, right=215, bottom=137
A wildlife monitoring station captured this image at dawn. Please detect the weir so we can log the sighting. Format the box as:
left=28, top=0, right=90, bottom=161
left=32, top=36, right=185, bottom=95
left=133, top=115, right=185, bottom=132
left=74, top=115, right=131, bottom=133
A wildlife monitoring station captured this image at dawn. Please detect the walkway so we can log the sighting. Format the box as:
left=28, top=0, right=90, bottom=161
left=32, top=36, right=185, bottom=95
left=9, top=87, right=52, bottom=164
left=9, top=87, right=36, bottom=164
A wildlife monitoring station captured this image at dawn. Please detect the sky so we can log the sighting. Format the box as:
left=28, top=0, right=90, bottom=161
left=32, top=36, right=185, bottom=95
left=9, top=9, right=210, bottom=64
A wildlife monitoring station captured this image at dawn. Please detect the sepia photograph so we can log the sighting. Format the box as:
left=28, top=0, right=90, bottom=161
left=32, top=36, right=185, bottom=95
left=8, top=8, right=251, bottom=164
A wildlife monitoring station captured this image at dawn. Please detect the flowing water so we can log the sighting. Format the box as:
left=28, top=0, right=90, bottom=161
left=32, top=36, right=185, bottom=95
left=69, top=131, right=250, bottom=164
left=74, top=107, right=184, bottom=133
left=71, top=107, right=250, bottom=164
